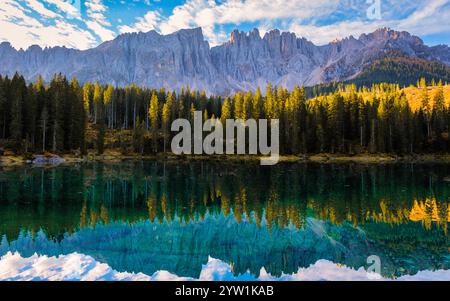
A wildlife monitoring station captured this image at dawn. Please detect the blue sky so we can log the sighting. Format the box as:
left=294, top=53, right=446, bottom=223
left=1, top=0, right=449, bottom=50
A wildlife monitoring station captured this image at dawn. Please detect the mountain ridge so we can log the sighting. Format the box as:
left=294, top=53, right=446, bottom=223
left=0, top=27, right=449, bottom=94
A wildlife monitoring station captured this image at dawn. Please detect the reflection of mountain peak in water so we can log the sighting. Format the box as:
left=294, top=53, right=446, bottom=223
left=0, top=162, right=449, bottom=278
left=1, top=215, right=448, bottom=279
left=2, top=252, right=450, bottom=281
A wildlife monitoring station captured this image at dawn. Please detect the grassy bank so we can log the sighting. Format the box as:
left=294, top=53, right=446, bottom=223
left=1, top=149, right=450, bottom=167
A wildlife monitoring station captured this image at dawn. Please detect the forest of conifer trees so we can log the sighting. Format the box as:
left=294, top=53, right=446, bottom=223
left=0, top=72, right=449, bottom=156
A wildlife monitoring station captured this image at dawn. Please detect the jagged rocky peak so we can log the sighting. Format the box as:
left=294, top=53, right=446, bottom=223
left=176, top=27, right=204, bottom=38
left=226, top=28, right=310, bottom=55
left=249, top=28, right=261, bottom=39
left=0, top=42, right=15, bottom=56
left=0, top=27, right=448, bottom=94
left=27, top=45, right=43, bottom=52
left=262, top=29, right=281, bottom=45
left=359, top=27, right=424, bottom=45
left=228, top=28, right=262, bottom=45
left=98, top=27, right=207, bottom=51
left=0, top=41, right=13, bottom=49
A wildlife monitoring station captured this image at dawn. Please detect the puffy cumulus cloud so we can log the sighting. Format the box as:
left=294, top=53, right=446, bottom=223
left=25, top=0, right=60, bottom=19
left=2, top=0, right=450, bottom=50
left=0, top=0, right=97, bottom=50
left=85, top=20, right=115, bottom=42
left=288, top=21, right=380, bottom=45
left=394, top=0, right=450, bottom=35
left=85, top=0, right=110, bottom=26
left=158, top=0, right=340, bottom=29
left=123, top=0, right=341, bottom=46
left=43, top=0, right=80, bottom=19
left=121, top=0, right=450, bottom=47
left=159, top=0, right=221, bottom=45
left=1, top=252, right=449, bottom=281
left=287, top=0, right=450, bottom=45
left=213, top=0, right=340, bottom=24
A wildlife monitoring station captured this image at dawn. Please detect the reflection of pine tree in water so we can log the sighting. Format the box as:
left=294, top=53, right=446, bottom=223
left=0, top=162, right=449, bottom=241
left=0, top=162, right=449, bottom=279
left=409, top=198, right=449, bottom=234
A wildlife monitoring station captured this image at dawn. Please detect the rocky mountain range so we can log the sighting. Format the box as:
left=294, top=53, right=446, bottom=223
left=0, top=27, right=449, bottom=94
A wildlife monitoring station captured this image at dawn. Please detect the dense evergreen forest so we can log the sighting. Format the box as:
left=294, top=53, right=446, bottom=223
left=306, top=56, right=450, bottom=98
left=0, top=73, right=449, bottom=156
left=350, top=57, right=450, bottom=88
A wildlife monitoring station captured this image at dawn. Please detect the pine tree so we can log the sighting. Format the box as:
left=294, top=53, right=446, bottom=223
left=132, top=119, right=145, bottom=154
left=329, top=93, right=345, bottom=153
left=103, top=85, right=115, bottom=129
left=199, top=90, right=207, bottom=112
left=432, top=80, right=446, bottom=150
left=9, top=73, right=26, bottom=152
left=221, top=97, right=232, bottom=124
left=69, top=79, right=83, bottom=151
left=49, top=74, right=67, bottom=152
left=34, top=76, right=47, bottom=152
left=92, top=83, right=105, bottom=155
left=80, top=83, right=90, bottom=155
left=40, top=106, right=49, bottom=153
left=149, top=92, right=159, bottom=153
left=264, top=83, right=275, bottom=119
left=93, top=82, right=102, bottom=124
left=83, top=82, right=93, bottom=120
left=421, top=81, right=431, bottom=139
left=0, top=77, right=7, bottom=139
left=96, top=101, right=106, bottom=155
left=162, top=102, right=170, bottom=153
left=243, top=91, right=252, bottom=120
left=234, top=92, right=243, bottom=120
left=252, top=87, right=263, bottom=120
left=24, top=83, right=37, bottom=152
left=434, top=80, right=445, bottom=112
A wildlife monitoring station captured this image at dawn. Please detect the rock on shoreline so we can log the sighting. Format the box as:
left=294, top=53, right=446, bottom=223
left=31, top=155, right=65, bottom=165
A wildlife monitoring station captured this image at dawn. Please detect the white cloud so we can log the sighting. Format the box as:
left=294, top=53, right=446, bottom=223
left=85, top=20, right=115, bottom=41
left=43, top=0, right=80, bottom=19
left=395, top=0, right=450, bottom=36
left=0, top=0, right=96, bottom=49
left=288, top=21, right=380, bottom=45
left=25, top=0, right=60, bottom=19
left=287, top=0, right=450, bottom=45
left=84, top=0, right=115, bottom=41
left=120, top=0, right=450, bottom=47
left=123, top=0, right=342, bottom=46
left=214, top=0, right=340, bottom=24
left=1, top=0, right=450, bottom=50
left=118, top=11, right=161, bottom=33
left=1, top=252, right=449, bottom=281
left=85, top=0, right=110, bottom=26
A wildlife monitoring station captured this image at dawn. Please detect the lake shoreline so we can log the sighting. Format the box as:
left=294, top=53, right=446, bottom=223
left=1, top=150, right=450, bottom=167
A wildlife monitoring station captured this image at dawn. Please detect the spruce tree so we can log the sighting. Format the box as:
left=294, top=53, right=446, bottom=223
left=40, top=106, right=49, bottom=153
left=252, top=87, right=263, bottom=120
left=0, top=78, right=7, bottom=139
left=132, top=119, right=145, bottom=154
left=149, top=92, right=159, bottom=153
left=162, top=102, right=170, bottom=153
left=9, top=73, right=26, bottom=152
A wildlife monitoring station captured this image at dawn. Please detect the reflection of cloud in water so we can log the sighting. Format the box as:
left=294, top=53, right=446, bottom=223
left=0, top=216, right=448, bottom=279
left=1, top=252, right=449, bottom=281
